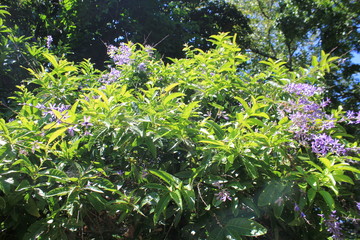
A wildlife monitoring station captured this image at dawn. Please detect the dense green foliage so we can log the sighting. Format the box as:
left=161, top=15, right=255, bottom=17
left=0, top=33, right=359, bottom=239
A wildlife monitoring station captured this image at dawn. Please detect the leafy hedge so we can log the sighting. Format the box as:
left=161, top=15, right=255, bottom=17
left=0, top=33, right=359, bottom=239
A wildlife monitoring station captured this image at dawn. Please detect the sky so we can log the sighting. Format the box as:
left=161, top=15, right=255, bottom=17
left=352, top=51, right=360, bottom=64
left=352, top=51, right=360, bottom=79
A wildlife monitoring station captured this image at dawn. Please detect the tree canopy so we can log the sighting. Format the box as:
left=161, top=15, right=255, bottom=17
left=1, top=0, right=359, bottom=109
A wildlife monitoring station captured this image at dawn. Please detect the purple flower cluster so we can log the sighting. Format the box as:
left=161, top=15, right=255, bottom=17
left=100, top=67, right=121, bottom=84
left=311, top=133, right=346, bottom=156
left=318, top=211, right=343, bottom=240
left=66, top=116, right=93, bottom=137
left=107, top=43, right=132, bottom=66
left=285, top=83, right=323, bottom=97
left=279, top=83, right=356, bottom=156
left=215, top=189, right=232, bottom=202
left=345, top=110, right=360, bottom=124
left=137, top=62, right=147, bottom=72
left=46, top=35, right=53, bottom=49
left=36, top=103, right=70, bottom=122
left=281, top=97, right=335, bottom=145
left=213, top=181, right=232, bottom=202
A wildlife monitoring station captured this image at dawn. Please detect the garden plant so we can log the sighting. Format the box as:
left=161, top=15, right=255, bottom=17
left=0, top=29, right=359, bottom=239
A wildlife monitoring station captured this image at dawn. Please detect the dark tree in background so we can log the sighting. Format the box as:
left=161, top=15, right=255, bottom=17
left=0, top=0, right=359, bottom=110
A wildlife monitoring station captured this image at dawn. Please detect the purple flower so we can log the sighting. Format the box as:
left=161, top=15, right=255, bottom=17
left=42, top=103, right=70, bottom=122
left=138, top=62, right=146, bottom=72
left=46, top=35, right=53, bottom=49
left=19, top=148, right=28, bottom=156
left=356, top=112, right=360, bottom=124
left=107, top=45, right=118, bottom=57
left=346, top=110, right=356, bottom=119
left=100, top=68, right=121, bottom=84
left=284, top=83, right=324, bottom=97
left=107, top=43, right=132, bottom=66
left=318, top=211, right=343, bottom=240
left=35, top=103, right=46, bottom=109
left=67, top=126, right=79, bottom=136
left=356, top=202, right=360, bottom=211
left=294, top=203, right=307, bottom=219
left=144, top=45, right=154, bottom=56
left=81, top=116, right=93, bottom=128
left=320, top=98, right=331, bottom=107
left=84, top=130, right=92, bottom=136
left=348, top=111, right=360, bottom=124
left=311, top=134, right=346, bottom=156
left=215, top=189, right=232, bottom=202
left=217, top=111, right=229, bottom=120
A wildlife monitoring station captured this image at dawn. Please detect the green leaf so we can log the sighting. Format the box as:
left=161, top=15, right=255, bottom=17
left=246, top=118, right=265, bottom=127
left=83, top=88, right=109, bottom=107
left=170, top=189, right=183, bottom=211
left=47, top=187, right=71, bottom=197
left=242, top=198, right=260, bottom=218
left=164, top=82, right=180, bottom=93
left=84, top=185, right=104, bottom=193
left=225, top=218, right=267, bottom=237
left=205, top=120, right=225, bottom=139
left=43, top=52, right=58, bottom=67
left=181, top=188, right=195, bottom=210
left=46, top=168, right=68, bottom=181
left=305, top=175, right=318, bottom=190
left=26, top=197, right=40, bottom=217
left=258, top=181, right=285, bottom=207
left=144, top=183, right=168, bottom=191
left=149, top=169, right=180, bottom=186
left=273, top=203, right=284, bottom=219
left=243, top=159, right=258, bottom=179
left=307, top=188, right=317, bottom=203
left=234, top=97, right=250, bottom=111
left=209, top=227, right=226, bottom=240
left=228, top=182, right=247, bottom=191
left=319, top=190, right=334, bottom=209
left=250, top=112, right=269, bottom=119
left=162, top=92, right=185, bottom=105
left=154, top=194, right=171, bottom=224
left=333, top=174, right=354, bottom=184
left=319, top=157, right=332, bottom=168
left=16, top=180, right=31, bottom=191
left=93, top=178, right=115, bottom=190
left=333, top=165, right=360, bottom=174
left=311, top=56, right=318, bottom=67
left=181, top=101, right=199, bottom=119
left=87, top=192, right=107, bottom=211
left=48, top=127, right=68, bottom=144
left=200, top=139, right=229, bottom=150
left=144, top=137, right=157, bottom=158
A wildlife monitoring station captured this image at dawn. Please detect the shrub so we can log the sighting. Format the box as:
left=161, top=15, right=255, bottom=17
left=0, top=33, right=359, bottom=239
